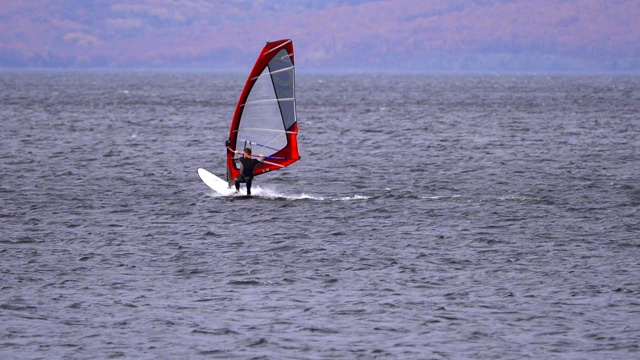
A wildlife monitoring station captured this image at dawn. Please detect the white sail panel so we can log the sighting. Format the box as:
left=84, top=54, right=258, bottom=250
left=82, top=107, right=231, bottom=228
left=236, top=52, right=294, bottom=157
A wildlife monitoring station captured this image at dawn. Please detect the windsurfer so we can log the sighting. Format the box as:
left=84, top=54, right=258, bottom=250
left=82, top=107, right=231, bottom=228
left=233, top=148, right=264, bottom=196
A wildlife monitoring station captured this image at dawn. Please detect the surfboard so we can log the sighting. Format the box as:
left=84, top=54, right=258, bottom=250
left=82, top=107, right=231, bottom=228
left=198, top=168, right=235, bottom=196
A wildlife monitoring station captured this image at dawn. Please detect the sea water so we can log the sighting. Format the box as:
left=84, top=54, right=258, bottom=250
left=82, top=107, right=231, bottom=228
left=1, top=71, right=639, bottom=359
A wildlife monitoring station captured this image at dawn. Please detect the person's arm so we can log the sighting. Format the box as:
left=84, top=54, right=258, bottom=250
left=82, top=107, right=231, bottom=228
left=225, top=139, right=233, bottom=154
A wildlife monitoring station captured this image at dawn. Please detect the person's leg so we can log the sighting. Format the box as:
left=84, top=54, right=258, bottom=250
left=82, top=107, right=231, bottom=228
left=246, top=179, right=252, bottom=196
left=235, top=174, right=245, bottom=192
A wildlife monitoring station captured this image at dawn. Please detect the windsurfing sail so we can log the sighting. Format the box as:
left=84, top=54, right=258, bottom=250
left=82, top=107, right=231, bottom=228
left=226, top=39, right=300, bottom=185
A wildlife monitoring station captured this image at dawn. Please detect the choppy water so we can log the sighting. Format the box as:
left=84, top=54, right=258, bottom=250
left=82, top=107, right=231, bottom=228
left=1, top=71, right=639, bottom=359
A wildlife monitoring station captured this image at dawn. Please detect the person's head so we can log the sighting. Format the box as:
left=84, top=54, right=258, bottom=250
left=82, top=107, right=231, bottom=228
left=243, top=148, right=252, bottom=157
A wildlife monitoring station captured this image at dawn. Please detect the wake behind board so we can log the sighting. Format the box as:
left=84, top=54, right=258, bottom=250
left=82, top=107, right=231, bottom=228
left=198, top=168, right=235, bottom=196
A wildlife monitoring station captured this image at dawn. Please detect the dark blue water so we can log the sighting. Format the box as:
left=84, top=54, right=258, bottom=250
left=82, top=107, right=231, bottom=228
left=1, top=71, right=639, bottom=359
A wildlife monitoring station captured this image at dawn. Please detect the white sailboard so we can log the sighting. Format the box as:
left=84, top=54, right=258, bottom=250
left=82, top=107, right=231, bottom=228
left=198, top=168, right=235, bottom=196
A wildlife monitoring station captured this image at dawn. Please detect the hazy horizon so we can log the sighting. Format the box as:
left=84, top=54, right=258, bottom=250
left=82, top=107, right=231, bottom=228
left=2, top=0, right=639, bottom=73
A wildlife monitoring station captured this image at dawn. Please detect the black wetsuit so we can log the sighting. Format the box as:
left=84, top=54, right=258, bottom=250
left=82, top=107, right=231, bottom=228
left=235, top=157, right=263, bottom=195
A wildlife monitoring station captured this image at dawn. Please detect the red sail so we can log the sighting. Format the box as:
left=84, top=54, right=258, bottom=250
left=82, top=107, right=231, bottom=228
left=226, top=39, right=300, bottom=184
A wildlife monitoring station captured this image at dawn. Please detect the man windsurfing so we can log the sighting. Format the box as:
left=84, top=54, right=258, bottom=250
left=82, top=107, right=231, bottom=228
left=231, top=147, right=264, bottom=196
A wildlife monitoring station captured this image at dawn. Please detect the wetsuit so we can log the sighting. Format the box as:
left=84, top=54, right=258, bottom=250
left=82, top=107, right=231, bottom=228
left=235, top=157, right=263, bottom=195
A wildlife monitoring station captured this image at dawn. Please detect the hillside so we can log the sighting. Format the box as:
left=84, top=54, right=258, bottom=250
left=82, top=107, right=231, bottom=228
left=1, top=0, right=639, bottom=71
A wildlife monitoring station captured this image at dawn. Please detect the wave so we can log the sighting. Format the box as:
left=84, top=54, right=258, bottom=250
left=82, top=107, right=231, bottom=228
left=204, top=186, right=371, bottom=201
